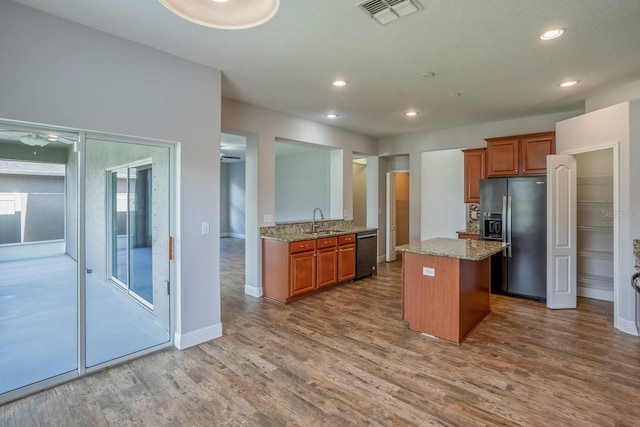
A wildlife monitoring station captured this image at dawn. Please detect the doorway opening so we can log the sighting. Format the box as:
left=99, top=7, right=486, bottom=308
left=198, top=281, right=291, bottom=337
left=386, top=170, right=409, bottom=262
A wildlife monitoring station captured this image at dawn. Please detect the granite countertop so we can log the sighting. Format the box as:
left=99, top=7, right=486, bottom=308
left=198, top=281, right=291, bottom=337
left=262, top=226, right=377, bottom=243
left=634, top=239, right=640, bottom=254
left=396, top=237, right=508, bottom=261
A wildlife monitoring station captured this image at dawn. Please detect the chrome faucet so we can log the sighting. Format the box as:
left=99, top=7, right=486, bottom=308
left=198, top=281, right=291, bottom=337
left=312, top=207, right=324, bottom=233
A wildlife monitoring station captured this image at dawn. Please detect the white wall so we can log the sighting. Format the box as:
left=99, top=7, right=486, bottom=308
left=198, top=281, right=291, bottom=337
left=556, top=101, right=640, bottom=335
left=585, top=79, right=640, bottom=113
left=352, top=162, right=367, bottom=227
left=377, top=110, right=583, bottom=248
left=228, top=162, right=246, bottom=237
left=220, top=163, right=230, bottom=235
left=221, top=98, right=378, bottom=296
left=420, top=150, right=465, bottom=240
left=275, top=150, right=331, bottom=222
left=0, top=1, right=222, bottom=348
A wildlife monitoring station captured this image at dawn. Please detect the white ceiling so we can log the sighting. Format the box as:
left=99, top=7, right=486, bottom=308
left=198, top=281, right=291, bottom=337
left=11, top=0, right=640, bottom=138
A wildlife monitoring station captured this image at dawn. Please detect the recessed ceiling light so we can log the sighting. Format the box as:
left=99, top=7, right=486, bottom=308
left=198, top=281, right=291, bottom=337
left=159, top=0, right=279, bottom=30
left=212, top=0, right=228, bottom=3
left=421, top=72, right=435, bottom=79
left=326, top=113, right=339, bottom=119
left=540, top=28, right=566, bottom=40
left=405, top=111, right=418, bottom=117
left=332, top=80, right=347, bottom=87
left=560, top=80, right=579, bottom=88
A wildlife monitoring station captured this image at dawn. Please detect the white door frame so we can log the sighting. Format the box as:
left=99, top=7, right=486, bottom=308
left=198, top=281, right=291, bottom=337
left=559, top=143, right=620, bottom=320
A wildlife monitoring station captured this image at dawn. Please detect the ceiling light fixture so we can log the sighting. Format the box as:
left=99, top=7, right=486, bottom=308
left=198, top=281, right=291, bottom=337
left=332, top=80, right=347, bottom=87
left=326, top=113, right=339, bottom=119
left=421, top=72, right=435, bottom=79
left=405, top=111, right=418, bottom=117
left=560, top=80, right=579, bottom=88
left=540, top=28, right=566, bottom=40
left=158, top=0, right=279, bottom=30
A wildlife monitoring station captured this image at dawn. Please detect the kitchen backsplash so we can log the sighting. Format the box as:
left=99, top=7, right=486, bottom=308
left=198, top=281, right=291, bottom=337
left=466, top=203, right=480, bottom=233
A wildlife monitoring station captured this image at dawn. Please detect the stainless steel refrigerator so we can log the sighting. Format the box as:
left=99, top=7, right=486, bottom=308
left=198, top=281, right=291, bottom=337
left=479, top=177, right=547, bottom=300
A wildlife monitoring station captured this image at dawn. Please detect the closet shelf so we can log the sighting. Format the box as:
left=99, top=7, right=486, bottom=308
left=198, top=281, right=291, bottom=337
left=577, top=273, right=614, bottom=286
left=577, top=201, right=613, bottom=205
left=578, top=250, right=614, bottom=259
left=578, top=225, right=614, bottom=232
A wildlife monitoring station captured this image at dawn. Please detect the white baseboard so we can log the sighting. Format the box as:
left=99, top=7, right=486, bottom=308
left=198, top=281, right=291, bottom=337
left=245, top=283, right=262, bottom=297
left=377, top=255, right=386, bottom=263
left=230, top=233, right=246, bottom=239
left=220, top=232, right=230, bottom=238
left=616, top=317, right=639, bottom=336
left=174, top=323, right=222, bottom=349
left=577, top=286, right=614, bottom=302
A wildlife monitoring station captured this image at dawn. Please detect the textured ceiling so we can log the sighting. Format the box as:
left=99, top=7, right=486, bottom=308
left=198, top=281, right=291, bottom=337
left=10, top=0, right=640, bottom=138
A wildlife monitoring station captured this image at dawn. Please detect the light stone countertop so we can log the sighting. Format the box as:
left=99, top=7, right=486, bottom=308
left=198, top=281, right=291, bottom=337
left=261, top=225, right=377, bottom=243
left=634, top=239, right=640, bottom=254
left=396, top=237, right=508, bottom=261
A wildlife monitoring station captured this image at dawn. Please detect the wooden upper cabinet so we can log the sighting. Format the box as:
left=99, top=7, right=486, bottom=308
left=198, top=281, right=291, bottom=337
left=485, top=131, right=555, bottom=177
left=521, top=133, right=555, bottom=175
left=462, top=148, right=486, bottom=203
left=485, top=137, right=520, bottom=177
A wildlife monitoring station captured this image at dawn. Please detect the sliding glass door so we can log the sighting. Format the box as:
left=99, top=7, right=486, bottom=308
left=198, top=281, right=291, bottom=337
left=110, top=162, right=154, bottom=307
left=0, top=125, right=174, bottom=403
left=85, top=138, right=171, bottom=367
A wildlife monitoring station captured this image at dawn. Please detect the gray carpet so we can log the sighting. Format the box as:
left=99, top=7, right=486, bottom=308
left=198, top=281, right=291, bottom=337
left=0, top=254, right=169, bottom=394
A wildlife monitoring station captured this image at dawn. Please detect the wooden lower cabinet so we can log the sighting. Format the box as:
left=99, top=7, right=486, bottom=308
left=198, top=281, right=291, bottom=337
left=290, top=250, right=316, bottom=296
left=337, top=243, right=356, bottom=282
left=316, top=237, right=338, bottom=288
left=337, top=234, right=356, bottom=282
left=262, top=234, right=356, bottom=303
left=457, top=232, right=479, bottom=240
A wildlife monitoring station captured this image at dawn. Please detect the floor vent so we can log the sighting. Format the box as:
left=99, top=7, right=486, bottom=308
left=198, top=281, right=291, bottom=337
left=358, top=0, right=423, bottom=25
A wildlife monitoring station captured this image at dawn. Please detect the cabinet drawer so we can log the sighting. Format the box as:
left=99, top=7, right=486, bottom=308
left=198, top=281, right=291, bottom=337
left=316, top=236, right=337, bottom=249
left=338, top=234, right=355, bottom=245
left=289, top=239, right=316, bottom=254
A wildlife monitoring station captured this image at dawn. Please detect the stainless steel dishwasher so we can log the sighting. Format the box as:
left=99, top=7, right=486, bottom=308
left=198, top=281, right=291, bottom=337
left=356, top=230, right=378, bottom=279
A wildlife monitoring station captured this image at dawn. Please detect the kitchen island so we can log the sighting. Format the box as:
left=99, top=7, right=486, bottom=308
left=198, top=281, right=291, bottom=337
left=396, top=238, right=508, bottom=344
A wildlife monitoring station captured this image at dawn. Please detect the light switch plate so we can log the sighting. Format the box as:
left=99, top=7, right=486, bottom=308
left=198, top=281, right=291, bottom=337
left=264, top=214, right=274, bottom=224
left=201, top=221, right=210, bottom=235
left=422, top=267, right=435, bottom=276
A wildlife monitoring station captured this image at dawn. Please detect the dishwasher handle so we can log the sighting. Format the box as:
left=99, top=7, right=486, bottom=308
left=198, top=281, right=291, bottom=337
left=357, top=234, right=377, bottom=239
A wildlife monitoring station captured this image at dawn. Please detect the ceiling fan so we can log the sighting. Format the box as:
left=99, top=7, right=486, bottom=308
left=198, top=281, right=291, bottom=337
left=220, top=153, right=241, bottom=161
left=1, top=131, right=76, bottom=147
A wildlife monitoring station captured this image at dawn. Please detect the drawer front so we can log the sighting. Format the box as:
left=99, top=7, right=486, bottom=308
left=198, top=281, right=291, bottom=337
left=290, top=239, right=316, bottom=254
left=338, top=234, right=356, bottom=245
left=316, top=236, right=337, bottom=249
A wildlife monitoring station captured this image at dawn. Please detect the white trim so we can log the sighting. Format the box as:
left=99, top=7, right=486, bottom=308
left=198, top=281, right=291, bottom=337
left=230, top=233, right=246, bottom=239
left=378, top=255, right=387, bottom=263
left=244, top=283, right=262, bottom=297
left=577, top=287, right=614, bottom=302
left=220, top=232, right=231, bottom=238
left=174, top=323, right=222, bottom=349
left=616, top=318, right=639, bottom=336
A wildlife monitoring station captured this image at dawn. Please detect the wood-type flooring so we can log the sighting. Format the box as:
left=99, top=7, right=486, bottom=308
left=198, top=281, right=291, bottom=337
left=2, top=237, right=639, bottom=426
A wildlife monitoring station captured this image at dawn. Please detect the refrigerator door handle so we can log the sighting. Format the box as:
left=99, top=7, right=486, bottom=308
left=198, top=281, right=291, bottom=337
left=501, top=196, right=507, bottom=243
left=507, top=195, right=513, bottom=257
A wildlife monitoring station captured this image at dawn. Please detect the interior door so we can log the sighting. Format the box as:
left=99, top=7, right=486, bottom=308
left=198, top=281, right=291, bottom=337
left=546, top=154, right=577, bottom=309
left=386, top=172, right=397, bottom=262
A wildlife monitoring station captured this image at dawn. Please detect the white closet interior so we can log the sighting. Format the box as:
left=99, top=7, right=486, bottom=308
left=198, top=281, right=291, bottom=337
left=576, top=149, right=614, bottom=301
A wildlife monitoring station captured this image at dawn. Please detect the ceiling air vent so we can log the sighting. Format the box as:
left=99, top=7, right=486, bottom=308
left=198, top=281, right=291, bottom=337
left=358, top=0, right=423, bottom=25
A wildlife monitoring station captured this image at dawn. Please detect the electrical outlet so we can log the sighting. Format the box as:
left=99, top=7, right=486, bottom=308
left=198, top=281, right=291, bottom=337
left=264, top=214, right=274, bottom=224
left=201, top=221, right=210, bottom=235
left=422, top=267, right=435, bottom=276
